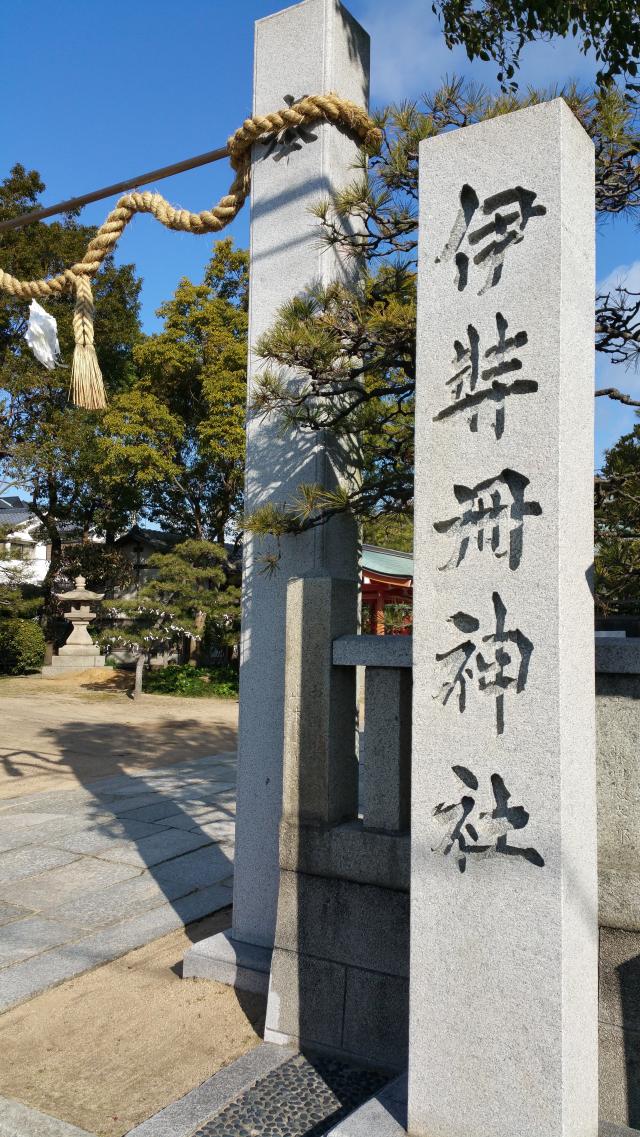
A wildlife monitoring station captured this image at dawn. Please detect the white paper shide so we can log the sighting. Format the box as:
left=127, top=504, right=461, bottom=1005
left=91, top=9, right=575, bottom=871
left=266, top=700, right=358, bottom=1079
left=24, top=299, right=60, bottom=370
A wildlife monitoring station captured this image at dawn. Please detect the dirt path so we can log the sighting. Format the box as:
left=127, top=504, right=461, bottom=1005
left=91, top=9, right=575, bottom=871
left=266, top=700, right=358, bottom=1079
left=0, top=909, right=265, bottom=1137
left=0, top=670, right=238, bottom=798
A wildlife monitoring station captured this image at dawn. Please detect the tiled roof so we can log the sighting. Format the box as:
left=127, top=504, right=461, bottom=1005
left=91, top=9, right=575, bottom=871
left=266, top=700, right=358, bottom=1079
left=362, top=543, right=413, bottom=579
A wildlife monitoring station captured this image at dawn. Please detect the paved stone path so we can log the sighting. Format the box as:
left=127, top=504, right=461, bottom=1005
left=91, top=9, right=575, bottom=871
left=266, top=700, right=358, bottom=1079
left=192, top=1054, right=388, bottom=1137
left=0, top=753, right=236, bottom=1012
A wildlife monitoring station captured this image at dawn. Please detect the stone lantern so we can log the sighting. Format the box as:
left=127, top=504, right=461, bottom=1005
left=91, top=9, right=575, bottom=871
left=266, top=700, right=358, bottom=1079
left=42, top=575, right=105, bottom=676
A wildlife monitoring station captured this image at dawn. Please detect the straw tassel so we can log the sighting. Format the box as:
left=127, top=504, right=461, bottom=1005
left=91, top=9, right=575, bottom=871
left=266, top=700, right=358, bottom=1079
left=71, top=274, right=106, bottom=410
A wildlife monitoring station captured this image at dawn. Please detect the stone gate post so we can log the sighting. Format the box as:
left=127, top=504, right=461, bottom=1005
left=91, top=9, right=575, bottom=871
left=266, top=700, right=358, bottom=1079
left=184, top=0, right=370, bottom=990
left=409, top=100, right=597, bottom=1137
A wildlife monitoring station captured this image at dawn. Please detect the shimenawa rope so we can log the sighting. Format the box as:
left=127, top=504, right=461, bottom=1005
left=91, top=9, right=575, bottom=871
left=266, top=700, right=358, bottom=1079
left=0, top=94, right=381, bottom=410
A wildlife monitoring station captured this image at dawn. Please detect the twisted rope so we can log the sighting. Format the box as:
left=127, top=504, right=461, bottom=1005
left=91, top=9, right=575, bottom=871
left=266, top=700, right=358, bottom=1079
left=0, top=94, right=381, bottom=409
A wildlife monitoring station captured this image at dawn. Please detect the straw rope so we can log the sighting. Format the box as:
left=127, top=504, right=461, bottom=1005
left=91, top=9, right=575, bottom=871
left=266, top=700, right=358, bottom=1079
left=0, top=94, right=381, bottom=409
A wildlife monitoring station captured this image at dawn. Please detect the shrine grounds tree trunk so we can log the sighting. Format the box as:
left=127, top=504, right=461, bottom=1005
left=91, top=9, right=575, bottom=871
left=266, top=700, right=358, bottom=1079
left=132, top=652, right=144, bottom=700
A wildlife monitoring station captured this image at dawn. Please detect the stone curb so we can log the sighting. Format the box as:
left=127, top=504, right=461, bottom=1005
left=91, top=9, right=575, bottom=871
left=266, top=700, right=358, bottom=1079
left=124, top=1043, right=295, bottom=1137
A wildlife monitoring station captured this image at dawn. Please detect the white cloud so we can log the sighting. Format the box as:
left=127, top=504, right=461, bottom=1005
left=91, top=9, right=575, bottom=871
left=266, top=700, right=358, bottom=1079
left=356, top=0, right=455, bottom=103
left=598, top=260, right=640, bottom=296
left=354, top=0, right=596, bottom=104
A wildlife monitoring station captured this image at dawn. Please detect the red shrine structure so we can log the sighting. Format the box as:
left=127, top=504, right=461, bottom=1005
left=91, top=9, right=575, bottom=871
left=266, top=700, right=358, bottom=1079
left=361, top=544, right=413, bottom=635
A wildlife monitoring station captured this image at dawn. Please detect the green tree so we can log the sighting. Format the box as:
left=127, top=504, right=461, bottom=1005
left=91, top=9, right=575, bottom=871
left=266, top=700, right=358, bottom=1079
left=363, top=512, right=414, bottom=552
left=54, top=543, right=136, bottom=596
left=247, top=82, right=640, bottom=588
left=595, top=423, right=640, bottom=615
left=0, top=164, right=143, bottom=599
left=100, top=539, right=240, bottom=663
left=432, top=2, right=640, bottom=89
left=98, top=239, right=248, bottom=544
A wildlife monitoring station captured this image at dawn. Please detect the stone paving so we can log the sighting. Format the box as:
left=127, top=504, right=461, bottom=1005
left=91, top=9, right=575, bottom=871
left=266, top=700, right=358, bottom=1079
left=193, top=1054, right=388, bottom=1137
left=0, top=753, right=236, bottom=1012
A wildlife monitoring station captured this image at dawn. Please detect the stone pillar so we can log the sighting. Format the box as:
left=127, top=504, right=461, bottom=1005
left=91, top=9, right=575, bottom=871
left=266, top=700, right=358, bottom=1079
left=264, top=575, right=410, bottom=1066
left=280, top=576, right=359, bottom=828
left=363, top=667, right=411, bottom=832
left=183, top=0, right=370, bottom=988
left=409, top=101, right=597, bottom=1137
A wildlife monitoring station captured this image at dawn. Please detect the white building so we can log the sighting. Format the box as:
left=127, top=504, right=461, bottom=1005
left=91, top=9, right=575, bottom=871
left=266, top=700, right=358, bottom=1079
left=0, top=495, right=50, bottom=584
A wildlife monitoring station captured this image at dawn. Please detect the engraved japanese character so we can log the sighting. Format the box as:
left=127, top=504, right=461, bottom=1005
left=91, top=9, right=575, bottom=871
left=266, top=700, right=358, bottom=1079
left=434, top=312, right=537, bottom=438
left=260, top=94, right=318, bottom=162
left=434, top=469, right=542, bottom=571
left=435, top=592, right=533, bottom=734
left=432, top=765, right=545, bottom=873
left=436, top=183, right=547, bottom=293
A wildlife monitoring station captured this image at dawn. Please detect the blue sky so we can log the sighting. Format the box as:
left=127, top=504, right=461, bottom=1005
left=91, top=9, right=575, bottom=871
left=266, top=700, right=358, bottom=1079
left=0, top=0, right=638, bottom=467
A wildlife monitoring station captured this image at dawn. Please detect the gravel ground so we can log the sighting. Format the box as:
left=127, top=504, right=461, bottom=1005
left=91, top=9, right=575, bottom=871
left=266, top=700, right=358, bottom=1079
left=0, top=670, right=238, bottom=799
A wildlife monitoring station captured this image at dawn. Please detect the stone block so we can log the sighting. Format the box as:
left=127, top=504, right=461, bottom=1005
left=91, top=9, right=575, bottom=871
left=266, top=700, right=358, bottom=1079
left=0, top=903, right=30, bottom=926
left=600, top=863, right=640, bottom=933
left=45, top=873, right=171, bottom=929
left=333, top=635, right=412, bottom=669
left=326, top=1075, right=407, bottom=1136
left=0, top=916, right=79, bottom=967
left=282, top=576, right=359, bottom=827
left=596, top=642, right=640, bottom=674
left=274, top=870, right=409, bottom=977
left=264, top=947, right=346, bottom=1049
left=0, top=886, right=235, bottom=1012
left=600, top=926, right=640, bottom=1032
left=342, top=968, right=409, bottom=1069
left=111, top=795, right=178, bottom=818
left=158, top=810, right=222, bottom=831
left=152, top=841, right=234, bottom=893
left=362, top=667, right=411, bottom=831
left=191, top=819, right=236, bottom=843
left=601, top=1122, right=640, bottom=1137
left=0, top=811, right=64, bottom=831
left=125, top=1043, right=294, bottom=1137
left=0, top=1096, right=94, bottom=1137
left=0, top=857, right=140, bottom=910
left=0, top=830, right=42, bottom=854
left=183, top=927, right=270, bottom=994
left=0, top=846, right=78, bottom=886
left=93, top=828, right=213, bottom=869
left=599, top=1022, right=640, bottom=1129
left=48, top=820, right=171, bottom=855
left=0, top=940, right=109, bottom=1012
left=279, top=819, right=410, bottom=891
left=597, top=673, right=640, bottom=871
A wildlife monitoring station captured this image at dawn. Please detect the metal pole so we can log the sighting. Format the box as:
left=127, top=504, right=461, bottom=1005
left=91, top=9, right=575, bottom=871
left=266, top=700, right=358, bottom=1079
left=0, top=144, right=230, bottom=235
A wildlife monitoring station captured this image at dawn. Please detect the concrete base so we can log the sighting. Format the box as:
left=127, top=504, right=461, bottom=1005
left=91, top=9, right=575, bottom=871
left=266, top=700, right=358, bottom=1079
left=326, top=1077, right=640, bottom=1137
left=41, top=653, right=104, bottom=677
left=182, top=930, right=272, bottom=995
left=327, top=1075, right=407, bottom=1135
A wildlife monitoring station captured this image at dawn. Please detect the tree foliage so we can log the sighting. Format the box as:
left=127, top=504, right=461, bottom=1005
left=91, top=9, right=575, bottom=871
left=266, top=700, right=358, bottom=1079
left=432, top=2, right=640, bottom=90
left=54, top=543, right=136, bottom=596
left=595, top=423, right=640, bottom=615
left=100, top=539, right=240, bottom=660
left=0, top=164, right=142, bottom=595
left=0, top=618, right=45, bottom=674
left=248, top=81, right=640, bottom=597
left=98, top=240, right=248, bottom=544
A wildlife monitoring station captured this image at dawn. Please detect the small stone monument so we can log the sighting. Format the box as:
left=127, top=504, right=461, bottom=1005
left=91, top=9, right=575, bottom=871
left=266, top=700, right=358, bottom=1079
left=41, top=574, right=105, bottom=676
